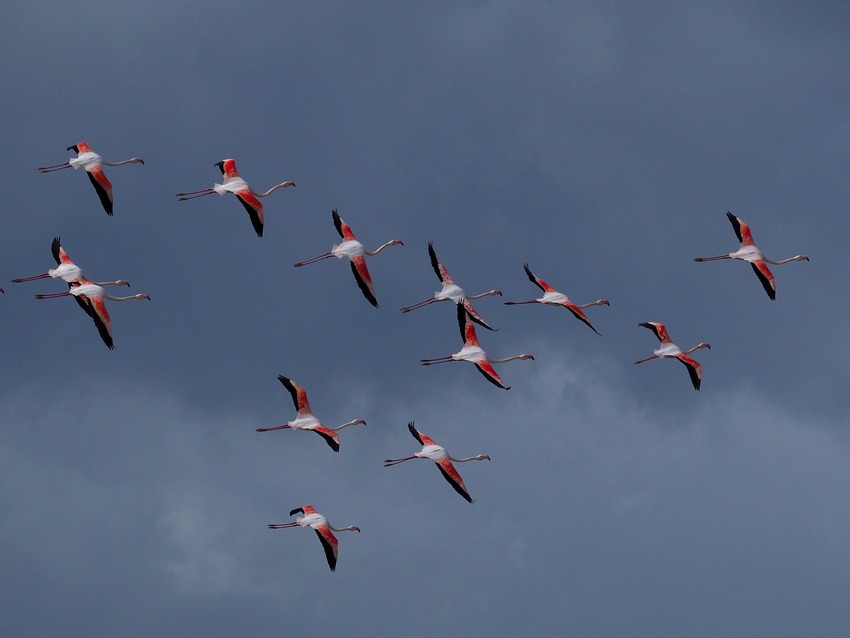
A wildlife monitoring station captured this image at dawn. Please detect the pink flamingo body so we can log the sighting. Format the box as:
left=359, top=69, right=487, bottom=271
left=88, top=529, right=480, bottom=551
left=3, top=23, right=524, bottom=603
left=634, top=322, right=710, bottom=391
left=293, top=210, right=403, bottom=307
left=384, top=422, right=490, bottom=503
left=694, top=211, right=809, bottom=300
left=400, top=241, right=501, bottom=330
left=504, top=264, right=609, bottom=334
left=256, top=375, right=365, bottom=452
left=268, top=505, right=360, bottom=572
left=35, top=279, right=150, bottom=350
left=420, top=305, right=534, bottom=390
left=176, top=159, right=295, bottom=237
left=38, top=142, right=144, bottom=215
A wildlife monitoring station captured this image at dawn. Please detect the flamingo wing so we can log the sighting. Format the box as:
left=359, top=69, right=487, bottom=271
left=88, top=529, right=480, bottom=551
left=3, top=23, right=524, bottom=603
left=564, top=302, right=601, bottom=335
left=51, top=237, right=66, bottom=265
left=523, top=263, right=554, bottom=293
left=87, top=296, right=114, bottom=349
left=332, top=209, right=357, bottom=241
left=349, top=256, right=378, bottom=307
left=86, top=166, right=113, bottom=215
left=313, top=525, right=339, bottom=571
left=726, top=211, right=754, bottom=246
left=474, top=359, right=509, bottom=390
left=434, top=457, right=473, bottom=503
left=428, top=241, right=453, bottom=284
left=312, top=426, right=341, bottom=452
left=676, top=355, right=703, bottom=391
left=277, top=375, right=312, bottom=414
left=639, top=321, right=670, bottom=343
left=462, top=299, right=496, bottom=331
left=407, top=421, right=425, bottom=445
left=456, top=305, right=480, bottom=345
left=750, top=260, right=776, bottom=300
left=235, top=190, right=264, bottom=237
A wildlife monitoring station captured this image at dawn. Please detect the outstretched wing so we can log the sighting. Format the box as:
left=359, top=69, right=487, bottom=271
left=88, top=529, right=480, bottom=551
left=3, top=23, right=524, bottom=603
left=523, top=263, right=554, bottom=293
left=434, top=458, right=473, bottom=503
left=565, top=302, right=601, bottom=335
left=350, top=256, right=378, bottom=307
left=235, top=190, right=264, bottom=237
left=750, top=260, right=776, bottom=300
left=86, top=166, right=113, bottom=215
left=332, top=210, right=357, bottom=241
left=676, top=355, right=703, bottom=391
left=277, top=375, right=312, bottom=414
left=726, top=211, right=754, bottom=246
left=428, top=241, right=453, bottom=284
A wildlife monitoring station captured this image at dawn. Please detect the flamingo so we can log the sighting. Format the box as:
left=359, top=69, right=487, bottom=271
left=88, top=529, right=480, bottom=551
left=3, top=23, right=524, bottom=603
left=35, top=279, right=151, bottom=350
left=38, top=142, right=144, bottom=216
left=420, top=305, right=534, bottom=390
left=268, top=505, right=360, bottom=572
left=634, top=322, right=711, bottom=391
left=400, top=241, right=501, bottom=330
left=694, top=211, right=809, bottom=300
left=293, top=210, right=403, bottom=307
left=504, top=264, right=609, bottom=335
left=384, top=422, right=490, bottom=503
left=256, top=375, right=365, bottom=452
left=176, top=159, right=295, bottom=237
left=12, top=238, right=130, bottom=319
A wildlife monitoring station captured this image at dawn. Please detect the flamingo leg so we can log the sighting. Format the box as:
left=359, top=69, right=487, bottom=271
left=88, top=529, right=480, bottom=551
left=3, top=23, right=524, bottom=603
left=383, top=456, right=417, bottom=467
left=37, top=163, right=72, bottom=172
left=633, top=355, right=658, bottom=365
left=693, top=255, right=731, bottom=262
left=256, top=424, right=291, bottom=432
left=176, top=188, right=216, bottom=196
left=400, top=298, right=437, bottom=312
left=293, top=253, right=333, bottom=267
left=34, top=291, right=71, bottom=299
left=267, top=522, right=299, bottom=529
left=420, top=356, right=454, bottom=365
left=503, top=300, right=538, bottom=305
left=11, top=273, right=50, bottom=283
left=177, top=190, right=215, bottom=201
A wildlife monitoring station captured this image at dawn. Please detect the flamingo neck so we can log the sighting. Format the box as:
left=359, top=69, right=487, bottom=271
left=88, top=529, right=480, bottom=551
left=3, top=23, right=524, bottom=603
left=366, top=241, right=401, bottom=256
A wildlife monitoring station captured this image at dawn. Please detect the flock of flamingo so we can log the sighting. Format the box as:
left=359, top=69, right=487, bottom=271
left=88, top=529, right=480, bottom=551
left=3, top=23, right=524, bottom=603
left=17, top=141, right=810, bottom=571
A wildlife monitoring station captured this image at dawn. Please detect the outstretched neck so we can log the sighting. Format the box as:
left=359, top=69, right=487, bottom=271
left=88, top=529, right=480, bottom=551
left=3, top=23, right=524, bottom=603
left=256, top=181, right=296, bottom=197
left=450, top=454, right=491, bottom=462
left=103, top=293, right=151, bottom=302
left=366, top=240, right=403, bottom=256
left=765, top=255, right=809, bottom=265
left=490, top=354, right=534, bottom=364
left=103, top=158, right=144, bottom=167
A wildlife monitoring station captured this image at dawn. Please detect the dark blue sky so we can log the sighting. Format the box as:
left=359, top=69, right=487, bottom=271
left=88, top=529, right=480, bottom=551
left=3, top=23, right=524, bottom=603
left=2, top=2, right=849, bottom=636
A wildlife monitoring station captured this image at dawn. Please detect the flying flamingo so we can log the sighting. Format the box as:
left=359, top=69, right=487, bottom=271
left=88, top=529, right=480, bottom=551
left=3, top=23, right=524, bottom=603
left=38, top=142, right=144, bottom=216
left=384, top=422, right=490, bottom=503
left=12, top=238, right=130, bottom=318
left=420, top=305, right=534, bottom=390
left=400, top=241, right=501, bottom=330
left=176, top=159, right=295, bottom=237
left=35, top=279, right=151, bottom=350
left=634, top=322, right=711, bottom=391
left=694, top=211, right=809, bottom=300
left=256, top=375, right=365, bottom=452
left=268, top=505, right=360, bottom=572
left=504, top=264, right=609, bottom=335
left=293, top=210, right=403, bottom=307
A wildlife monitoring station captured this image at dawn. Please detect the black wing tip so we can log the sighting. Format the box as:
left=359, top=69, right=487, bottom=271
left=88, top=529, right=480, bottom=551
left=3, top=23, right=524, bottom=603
left=289, top=507, right=304, bottom=516
left=349, top=261, right=379, bottom=307
left=407, top=421, right=423, bottom=444
left=749, top=263, right=776, bottom=300
left=435, top=464, right=473, bottom=502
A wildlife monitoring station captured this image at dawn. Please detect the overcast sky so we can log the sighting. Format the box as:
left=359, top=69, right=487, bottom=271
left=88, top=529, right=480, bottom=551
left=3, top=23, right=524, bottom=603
left=2, top=1, right=849, bottom=636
